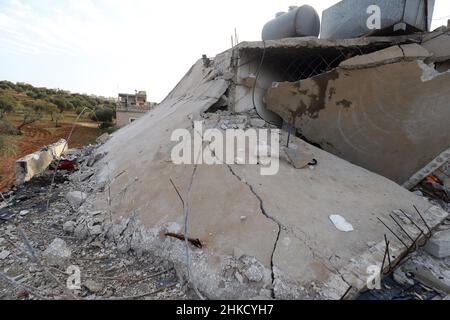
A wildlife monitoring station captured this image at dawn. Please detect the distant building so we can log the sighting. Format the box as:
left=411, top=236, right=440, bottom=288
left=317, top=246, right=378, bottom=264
left=116, top=91, right=157, bottom=128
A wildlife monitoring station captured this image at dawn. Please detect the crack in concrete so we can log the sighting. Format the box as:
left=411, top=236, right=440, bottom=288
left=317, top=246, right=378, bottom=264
left=225, top=164, right=281, bottom=299
left=223, top=163, right=355, bottom=301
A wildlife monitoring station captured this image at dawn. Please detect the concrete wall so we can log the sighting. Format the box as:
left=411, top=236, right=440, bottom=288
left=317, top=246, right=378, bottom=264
left=266, top=60, right=450, bottom=184
left=15, top=139, right=68, bottom=185
left=116, top=110, right=149, bottom=128
left=230, top=51, right=282, bottom=125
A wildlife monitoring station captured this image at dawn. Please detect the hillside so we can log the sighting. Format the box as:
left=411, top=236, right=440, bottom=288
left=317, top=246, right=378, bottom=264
left=0, top=81, right=117, bottom=191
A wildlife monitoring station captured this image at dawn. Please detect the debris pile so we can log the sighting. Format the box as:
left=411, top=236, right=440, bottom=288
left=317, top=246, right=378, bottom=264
left=0, top=153, right=187, bottom=300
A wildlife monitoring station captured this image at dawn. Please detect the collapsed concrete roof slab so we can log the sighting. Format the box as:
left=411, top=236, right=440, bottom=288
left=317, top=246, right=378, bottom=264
left=230, top=35, right=425, bottom=124
left=236, top=34, right=424, bottom=52
left=339, top=44, right=431, bottom=69
left=266, top=60, right=450, bottom=185
left=81, top=50, right=449, bottom=299
left=422, top=29, right=450, bottom=62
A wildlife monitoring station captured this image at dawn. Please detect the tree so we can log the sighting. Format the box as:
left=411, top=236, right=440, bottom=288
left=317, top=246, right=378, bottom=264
left=42, top=102, right=61, bottom=127
left=17, top=100, right=46, bottom=131
left=0, top=96, right=18, bottom=118
left=50, top=97, right=73, bottom=114
left=91, top=107, right=115, bottom=128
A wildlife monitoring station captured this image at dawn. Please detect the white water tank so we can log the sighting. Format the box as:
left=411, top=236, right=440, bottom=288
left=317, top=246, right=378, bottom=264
left=262, top=5, right=320, bottom=40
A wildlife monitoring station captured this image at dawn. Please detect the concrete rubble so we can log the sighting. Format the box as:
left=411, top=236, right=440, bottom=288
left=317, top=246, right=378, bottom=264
left=43, top=238, right=72, bottom=267
left=1, top=13, right=450, bottom=301
left=0, top=167, right=186, bottom=300
left=424, top=230, right=450, bottom=258
left=15, top=139, right=68, bottom=185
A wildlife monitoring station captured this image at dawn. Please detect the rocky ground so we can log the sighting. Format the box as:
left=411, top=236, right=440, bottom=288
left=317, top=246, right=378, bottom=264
left=0, top=167, right=191, bottom=300
left=1, top=140, right=449, bottom=300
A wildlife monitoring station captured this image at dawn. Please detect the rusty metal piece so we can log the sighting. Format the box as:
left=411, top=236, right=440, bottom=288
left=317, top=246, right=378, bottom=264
left=340, top=285, right=353, bottom=300
left=399, top=209, right=425, bottom=235
left=389, top=214, right=415, bottom=244
left=381, top=236, right=390, bottom=276
left=165, top=232, right=203, bottom=249
left=399, top=209, right=428, bottom=247
left=413, top=205, right=433, bottom=238
left=377, top=218, right=409, bottom=249
left=384, top=235, right=392, bottom=275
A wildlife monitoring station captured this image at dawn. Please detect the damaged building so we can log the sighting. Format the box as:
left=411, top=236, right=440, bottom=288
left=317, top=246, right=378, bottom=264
left=1, top=0, right=450, bottom=301
left=116, top=91, right=157, bottom=128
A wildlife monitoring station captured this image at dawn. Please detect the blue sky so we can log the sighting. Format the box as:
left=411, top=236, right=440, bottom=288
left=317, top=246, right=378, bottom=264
left=1, top=0, right=449, bottom=102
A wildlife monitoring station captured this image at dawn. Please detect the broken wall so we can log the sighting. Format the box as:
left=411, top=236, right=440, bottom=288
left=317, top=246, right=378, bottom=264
left=15, top=139, right=68, bottom=185
left=263, top=39, right=450, bottom=185
left=266, top=60, right=450, bottom=184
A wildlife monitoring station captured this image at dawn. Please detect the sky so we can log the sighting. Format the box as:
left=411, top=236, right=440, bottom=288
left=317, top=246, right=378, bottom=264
left=0, top=0, right=449, bottom=102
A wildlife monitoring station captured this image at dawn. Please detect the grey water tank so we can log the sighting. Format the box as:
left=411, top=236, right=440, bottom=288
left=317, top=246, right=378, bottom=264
left=262, top=5, right=321, bottom=40
left=321, top=0, right=435, bottom=40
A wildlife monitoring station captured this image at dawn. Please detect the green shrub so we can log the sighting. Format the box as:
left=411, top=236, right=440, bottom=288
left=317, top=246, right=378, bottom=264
left=0, top=119, right=21, bottom=135
left=0, top=134, right=17, bottom=158
left=90, top=107, right=116, bottom=128
left=0, top=95, right=19, bottom=118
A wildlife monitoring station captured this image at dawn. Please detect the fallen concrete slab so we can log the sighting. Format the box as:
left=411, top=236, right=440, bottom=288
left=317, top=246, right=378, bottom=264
left=265, top=60, right=450, bottom=185
left=425, top=229, right=450, bottom=258
left=231, top=35, right=424, bottom=124
left=422, top=28, right=450, bottom=62
left=15, top=139, right=68, bottom=185
left=65, top=49, right=449, bottom=300
left=400, top=250, right=450, bottom=294
left=339, top=44, right=431, bottom=69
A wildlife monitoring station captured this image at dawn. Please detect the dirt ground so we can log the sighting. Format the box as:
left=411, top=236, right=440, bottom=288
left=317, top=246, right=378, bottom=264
left=0, top=118, right=105, bottom=192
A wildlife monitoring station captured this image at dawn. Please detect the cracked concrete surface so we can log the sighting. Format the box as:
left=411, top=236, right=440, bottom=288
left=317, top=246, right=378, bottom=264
left=76, top=45, right=450, bottom=300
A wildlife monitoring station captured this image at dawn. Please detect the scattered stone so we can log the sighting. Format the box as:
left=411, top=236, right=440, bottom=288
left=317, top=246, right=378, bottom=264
left=96, top=133, right=110, bottom=145
left=239, top=256, right=265, bottom=283
left=235, top=271, right=247, bottom=284
left=233, top=247, right=245, bottom=259
left=63, top=221, right=76, bottom=234
left=88, top=224, right=103, bottom=236
left=43, top=238, right=72, bottom=266
left=424, top=230, right=450, bottom=258
left=77, top=171, right=95, bottom=182
left=83, top=280, right=104, bottom=294
left=413, top=190, right=424, bottom=197
left=87, top=152, right=106, bottom=167
left=19, top=210, right=30, bottom=216
left=393, top=268, right=415, bottom=287
left=242, top=264, right=264, bottom=283
left=402, top=252, right=450, bottom=294
left=240, top=216, right=247, bottom=221
left=65, top=191, right=87, bottom=210
left=29, top=264, right=41, bottom=273
left=250, top=118, right=266, bottom=128
left=284, top=147, right=315, bottom=169
left=0, top=250, right=11, bottom=260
